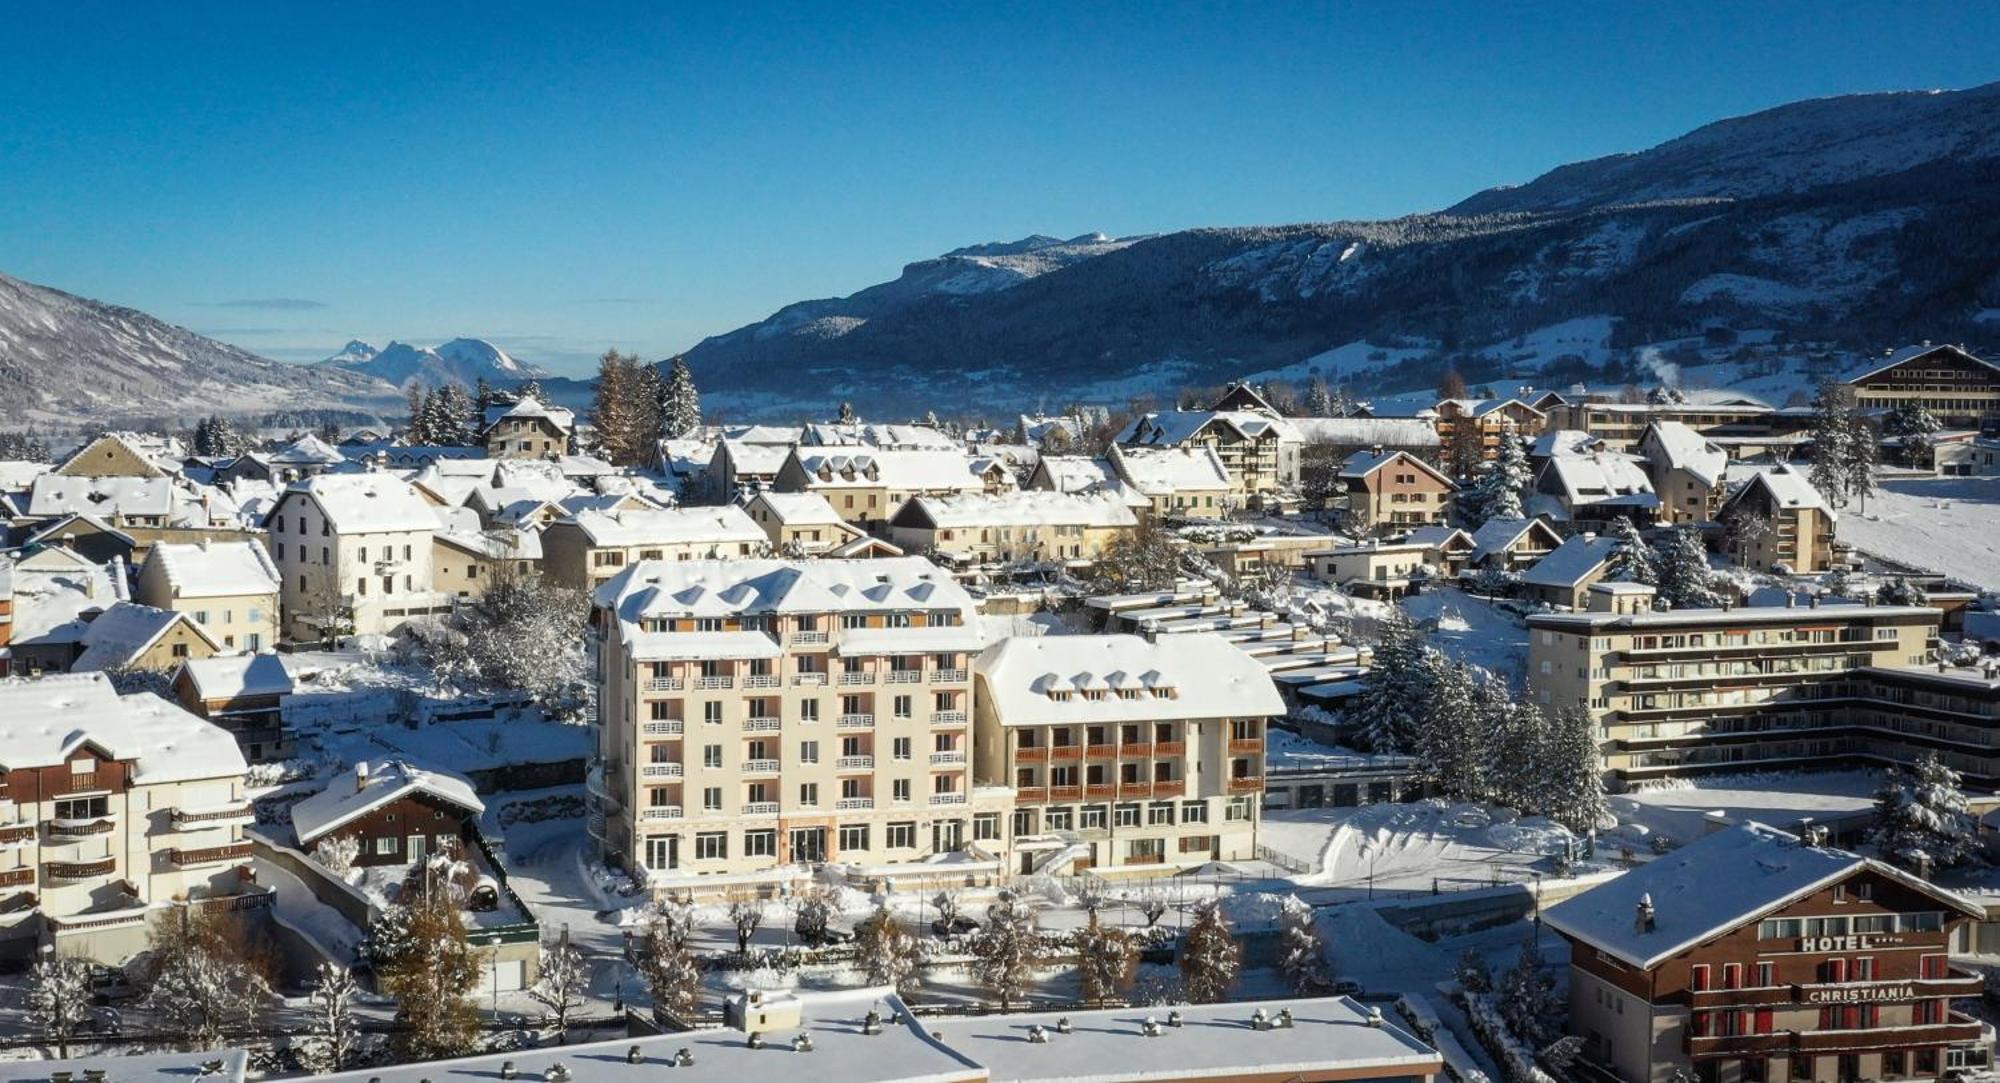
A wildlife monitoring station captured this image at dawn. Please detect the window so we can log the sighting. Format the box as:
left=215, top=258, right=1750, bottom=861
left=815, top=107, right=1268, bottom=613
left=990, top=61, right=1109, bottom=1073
left=1756, top=961, right=1774, bottom=987
left=799, top=698, right=820, bottom=723
left=744, top=830, right=777, bottom=858
left=800, top=740, right=819, bottom=764
left=703, top=744, right=723, bottom=768
left=893, top=779, right=911, bottom=802
left=695, top=832, right=728, bottom=860
left=893, top=736, right=912, bottom=760
left=1114, top=804, right=1141, bottom=827
left=1148, top=802, right=1175, bottom=826
left=973, top=813, right=1000, bottom=841
left=799, top=783, right=819, bottom=807
left=1226, top=796, right=1252, bottom=821
left=703, top=787, right=722, bottom=810
left=1012, top=809, right=1036, bottom=836
left=1182, top=800, right=1209, bottom=824
left=644, top=837, right=674, bottom=870
left=839, top=824, right=870, bottom=852
left=886, top=822, right=916, bottom=849
left=1689, top=964, right=1711, bottom=991
left=1080, top=806, right=1106, bottom=830
left=893, top=695, right=912, bottom=718
left=376, top=838, right=396, bottom=855
left=704, top=702, right=724, bottom=725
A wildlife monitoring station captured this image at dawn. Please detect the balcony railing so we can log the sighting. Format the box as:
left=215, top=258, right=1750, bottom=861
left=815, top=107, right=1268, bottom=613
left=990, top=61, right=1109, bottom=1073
left=837, top=755, right=875, bottom=770
left=644, top=677, right=685, bottom=692
left=1015, top=787, right=1048, bottom=803
left=929, top=793, right=967, bottom=806
left=743, top=759, right=781, bottom=775
left=790, top=630, right=829, bottom=645
left=1016, top=746, right=1049, bottom=763
left=837, top=713, right=875, bottom=729
left=641, top=806, right=684, bottom=821
left=835, top=798, right=874, bottom=811
left=1047, top=785, right=1082, bottom=802
left=0, top=867, right=33, bottom=887
left=1228, top=738, right=1265, bottom=755
left=929, top=751, right=966, bottom=766
left=886, top=670, right=923, bottom=685
left=643, top=720, right=684, bottom=736
left=933, top=668, right=967, bottom=683
left=47, top=817, right=116, bottom=839
left=45, top=857, right=117, bottom=881
left=931, top=711, right=967, bottom=725
left=838, top=672, right=874, bottom=686
left=1154, top=741, right=1185, bottom=757
left=641, top=763, right=684, bottom=778
left=1228, top=776, right=1265, bottom=794
left=743, top=717, right=782, bottom=732
left=172, top=804, right=255, bottom=828
left=169, top=843, right=253, bottom=868
left=1085, top=744, right=1117, bottom=761
left=1119, top=780, right=1153, bottom=798
left=1085, top=784, right=1118, bottom=800
left=694, top=675, right=733, bottom=690
left=1119, top=743, right=1154, bottom=759
left=0, top=825, right=37, bottom=846
left=743, top=674, right=781, bottom=689
left=1050, top=746, right=1083, bottom=762
left=1124, top=852, right=1165, bottom=866
left=743, top=801, right=781, bottom=816
left=793, top=673, right=828, bottom=687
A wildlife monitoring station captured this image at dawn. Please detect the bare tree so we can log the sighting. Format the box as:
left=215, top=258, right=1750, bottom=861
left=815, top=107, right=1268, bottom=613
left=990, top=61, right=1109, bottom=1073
left=26, top=956, right=94, bottom=1058
left=528, top=937, right=588, bottom=1043
left=728, top=892, right=765, bottom=955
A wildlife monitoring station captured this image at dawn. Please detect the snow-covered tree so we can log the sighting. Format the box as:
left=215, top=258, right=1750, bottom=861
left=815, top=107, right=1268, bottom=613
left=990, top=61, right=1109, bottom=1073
left=1073, top=909, right=1137, bottom=1006
left=1869, top=752, right=1975, bottom=872
left=1453, top=947, right=1492, bottom=995
left=141, top=907, right=269, bottom=1051
left=1876, top=576, right=1931, bottom=607
left=1417, top=658, right=1488, bottom=800
left=972, top=892, right=1042, bottom=1010
left=837, top=401, right=857, bottom=424
left=1808, top=378, right=1878, bottom=510
left=376, top=887, right=481, bottom=1060
left=856, top=906, right=923, bottom=1000
left=794, top=887, right=833, bottom=947
left=529, top=938, right=588, bottom=1043
left=661, top=356, right=703, bottom=438
left=431, top=384, right=477, bottom=446
left=1348, top=611, right=1436, bottom=755
left=728, top=893, right=764, bottom=955
left=1654, top=526, right=1721, bottom=609
left=313, top=835, right=360, bottom=878
left=0, top=430, right=51, bottom=460
left=1303, top=377, right=1334, bottom=417
left=295, top=963, right=364, bottom=1074
left=26, top=956, right=94, bottom=1058
left=1884, top=401, right=1942, bottom=466
left=1088, top=520, right=1187, bottom=594
left=1482, top=680, right=1545, bottom=814
left=636, top=912, right=703, bottom=1023
left=932, top=891, right=961, bottom=930
left=1499, top=934, right=1561, bottom=1050
left=590, top=349, right=648, bottom=465
left=192, top=415, right=246, bottom=457
left=426, top=567, right=588, bottom=706
left=1276, top=895, right=1330, bottom=994
left=1604, top=517, right=1657, bottom=586
left=1462, top=435, right=1530, bottom=526
left=1179, top=898, right=1242, bottom=1004
left=1540, top=705, right=1608, bottom=834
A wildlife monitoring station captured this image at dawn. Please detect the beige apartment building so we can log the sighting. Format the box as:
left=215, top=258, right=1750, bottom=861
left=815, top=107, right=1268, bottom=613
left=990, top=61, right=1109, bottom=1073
left=0, top=674, right=259, bottom=964
left=133, top=539, right=281, bottom=652
left=1636, top=420, right=1729, bottom=525
left=971, top=633, right=1280, bottom=875
left=772, top=449, right=1014, bottom=529
left=741, top=491, right=866, bottom=555
left=591, top=558, right=1007, bottom=883
left=887, top=491, right=1137, bottom=565
left=1719, top=464, right=1837, bottom=574
left=1527, top=586, right=1956, bottom=785
left=264, top=473, right=452, bottom=642
left=541, top=506, right=766, bottom=592
left=1338, top=449, right=1456, bottom=534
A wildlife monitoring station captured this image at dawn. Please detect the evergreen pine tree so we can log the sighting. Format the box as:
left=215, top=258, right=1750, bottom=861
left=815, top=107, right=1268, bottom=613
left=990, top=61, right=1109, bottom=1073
left=1179, top=898, right=1242, bottom=1004
left=1073, top=909, right=1137, bottom=1006
left=1655, top=526, right=1721, bottom=609
left=473, top=376, right=498, bottom=417
left=1348, top=611, right=1436, bottom=755
left=1605, top=517, right=1658, bottom=585
left=1845, top=410, right=1879, bottom=511
left=1884, top=401, right=1941, bottom=466
left=1499, top=934, right=1562, bottom=1049
left=432, top=384, right=477, bottom=446
left=1465, top=434, right=1530, bottom=525
left=1869, top=752, right=1974, bottom=872
left=377, top=882, right=481, bottom=1060
left=661, top=356, right=703, bottom=438
left=837, top=400, right=858, bottom=424
left=1304, top=377, right=1334, bottom=417
left=1541, top=705, right=1607, bottom=834
left=1808, top=379, right=1855, bottom=507
left=1275, top=895, right=1330, bottom=994
left=633, top=360, right=666, bottom=450
left=1479, top=676, right=1541, bottom=812
left=590, top=349, right=640, bottom=465
left=1417, top=658, right=1488, bottom=800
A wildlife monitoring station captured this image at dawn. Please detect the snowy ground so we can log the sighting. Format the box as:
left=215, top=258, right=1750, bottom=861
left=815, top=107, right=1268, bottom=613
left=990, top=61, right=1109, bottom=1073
left=1837, top=476, right=2000, bottom=589
left=1402, top=587, right=1529, bottom=682
left=1260, top=800, right=1576, bottom=897
left=1608, top=770, right=1882, bottom=850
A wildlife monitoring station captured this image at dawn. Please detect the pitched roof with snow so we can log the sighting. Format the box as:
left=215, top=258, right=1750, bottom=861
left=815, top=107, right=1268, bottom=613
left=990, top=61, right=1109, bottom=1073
left=178, top=653, right=294, bottom=700
left=718, top=439, right=795, bottom=477
left=1540, top=452, right=1657, bottom=507
left=1545, top=822, right=1983, bottom=970
left=1035, top=455, right=1124, bottom=495
left=563, top=505, right=765, bottom=547
left=1289, top=416, right=1442, bottom=448
left=595, top=557, right=977, bottom=631
left=267, top=434, right=347, bottom=466
left=899, top=491, right=1138, bottom=530
left=1107, top=445, right=1231, bottom=495
left=1468, top=517, right=1560, bottom=562
left=290, top=760, right=485, bottom=845
left=1337, top=449, right=1455, bottom=487
left=482, top=394, right=576, bottom=431
left=71, top=602, right=220, bottom=671
left=1116, top=410, right=1302, bottom=448
left=1722, top=463, right=1833, bottom=519
left=26, top=474, right=176, bottom=518
left=148, top=540, right=281, bottom=598
left=1640, top=420, right=1729, bottom=487
left=793, top=449, right=1001, bottom=492
left=974, top=633, right=1285, bottom=723
left=1519, top=534, right=1617, bottom=589
left=276, top=473, right=446, bottom=534
left=746, top=490, right=849, bottom=526
left=1531, top=429, right=1607, bottom=459
left=801, top=422, right=958, bottom=450
left=0, top=673, right=245, bottom=784
left=1846, top=343, right=2000, bottom=385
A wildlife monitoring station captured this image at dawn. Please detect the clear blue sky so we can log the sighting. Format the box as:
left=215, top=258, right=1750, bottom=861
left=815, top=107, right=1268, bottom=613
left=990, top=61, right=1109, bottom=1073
left=3, top=2, right=1996, bottom=377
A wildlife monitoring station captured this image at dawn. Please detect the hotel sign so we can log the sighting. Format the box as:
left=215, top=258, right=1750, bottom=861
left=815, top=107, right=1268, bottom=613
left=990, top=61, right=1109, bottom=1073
left=1795, top=934, right=1902, bottom=953
left=1803, top=982, right=1916, bottom=1004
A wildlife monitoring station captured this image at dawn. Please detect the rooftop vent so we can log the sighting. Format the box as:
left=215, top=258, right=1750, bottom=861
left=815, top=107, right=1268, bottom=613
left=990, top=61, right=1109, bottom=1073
left=1166, top=1010, right=1183, bottom=1028
left=627, top=1046, right=645, bottom=1065
left=1027, top=1024, right=1049, bottom=1044
left=792, top=1033, right=814, bottom=1052
left=675, top=1049, right=695, bottom=1067
left=1366, top=1006, right=1384, bottom=1028
left=1141, top=1016, right=1164, bottom=1037
left=862, top=1009, right=882, bottom=1035
left=1635, top=892, right=1656, bottom=934
left=544, top=1064, right=570, bottom=1083
left=747, top=1031, right=765, bottom=1049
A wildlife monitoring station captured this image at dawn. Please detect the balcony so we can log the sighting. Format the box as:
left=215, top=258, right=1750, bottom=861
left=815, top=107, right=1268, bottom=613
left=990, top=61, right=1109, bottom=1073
left=1228, top=738, right=1265, bottom=755
left=1016, top=746, right=1049, bottom=763
left=45, top=857, right=117, bottom=881
left=171, top=803, right=255, bottom=829
left=743, top=717, right=782, bottom=732
left=837, top=713, right=875, bottom=729
left=694, top=675, right=734, bottom=690
left=1228, top=776, right=1265, bottom=794
left=1688, top=985, right=1793, bottom=1010
left=1119, top=780, right=1153, bottom=798
left=931, top=711, right=967, bottom=725
left=0, top=825, right=36, bottom=846
left=790, top=630, right=829, bottom=646
left=1085, top=784, right=1118, bottom=800
left=47, top=817, right=116, bottom=839
left=641, top=763, right=684, bottom=779
left=1085, top=744, right=1117, bottom=761
left=641, top=806, right=684, bottom=821
left=1153, top=741, right=1185, bottom=758
left=1124, top=852, right=1165, bottom=866
left=793, top=673, right=828, bottom=687
left=743, top=759, right=781, bottom=775
left=929, top=793, right=967, bottom=806
left=643, top=720, right=685, bottom=736
left=929, top=751, right=966, bottom=766
left=1047, top=785, right=1082, bottom=802
left=169, top=843, right=253, bottom=868
left=835, top=798, right=874, bottom=811
left=743, top=801, right=781, bottom=816
left=743, top=674, right=781, bottom=690
left=1015, top=787, right=1048, bottom=803
left=1119, top=743, right=1154, bottom=759
left=933, top=668, right=967, bottom=683
left=644, top=677, right=685, bottom=692
left=837, top=756, right=875, bottom=770
left=49, top=773, right=110, bottom=797
left=886, top=670, right=924, bottom=685
left=1050, top=746, right=1083, bottom=762
left=1792, top=1014, right=1984, bottom=1053
left=838, top=672, right=874, bottom=686
left=0, top=868, right=33, bottom=887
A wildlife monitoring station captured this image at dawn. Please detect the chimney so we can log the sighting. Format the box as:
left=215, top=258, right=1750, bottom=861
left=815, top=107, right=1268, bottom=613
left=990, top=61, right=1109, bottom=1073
left=1810, top=595, right=1821, bottom=609
left=1786, top=593, right=1797, bottom=608
left=354, top=761, right=369, bottom=793
left=1635, top=893, right=1656, bottom=934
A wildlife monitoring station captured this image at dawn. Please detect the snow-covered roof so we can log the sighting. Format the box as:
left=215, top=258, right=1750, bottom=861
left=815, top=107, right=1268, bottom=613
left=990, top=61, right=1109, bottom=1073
left=23, top=513, right=135, bottom=549
left=1529, top=602, right=1939, bottom=632
left=148, top=540, right=280, bottom=598
left=747, top=490, right=848, bottom=526
left=276, top=473, right=446, bottom=534
left=656, top=437, right=715, bottom=477
left=563, top=505, right=765, bottom=547
left=1530, top=429, right=1606, bottom=459
left=924, top=995, right=1439, bottom=1083
left=1640, top=420, right=1728, bottom=487
left=0, top=673, right=246, bottom=784
left=974, top=633, right=1284, bottom=723
left=53, top=432, right=170, bottom=478
left=839, top=625, right=986, bottom=655
left=899, top=491, right=1138, bottom=530
left=291, top=760, right=485, bottom=845
left=624, top=630, right=789, bottom=662
left=483, top=393, right=576, bottom=430
left=267, top=434, right=347, bottom=466
left=1722, top=463, right=1833, bottom=519
left=597, top=557, right=978, bottom=629
left=1403, top=525, right=1473, bottom=550
left=72, top=602, right=220, bottom=671
left=1107, top=445, right=1230, bottom=495
left=1545, top=822, right=1983, bottom=970
left=1288, top=416, right=1441, bottom=448
left=1116, top=409, right=1302, bottom=448
left=1035, top=455, right=1124, bottom=495
left=1337, top=449, right=1454, bottom=487
left=178, top=653, right=294, bottom=700
left=801, top=422, right=958, bottom=450
left=793, top=449, right=999, bottom=492
left=721, top=423, right=806, bottom=446
left=1846, top=342, right=2000, bottom=385
left=718, top=439, right=796, bottom=477
left=1539, top=452, right=1657, bottom=507
left=0, top=1049, right=249, bottom=1083
left=1468, top=517, right=1559, bottom=562
left=26, top=474, right=176, bottom=518
left=1519, top=534, right=1617, bottom=589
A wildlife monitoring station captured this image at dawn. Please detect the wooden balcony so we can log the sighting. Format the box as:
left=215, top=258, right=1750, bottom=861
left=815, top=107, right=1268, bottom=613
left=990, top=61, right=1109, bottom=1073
left=1118, top=743, right=1153, bottom=759
left=1085, top=744, right=1117, bottom=761
left=49, top=772, right=114, bottom=797
left=0, top=825, right=35, bottom=845
left=1153, top=741, right=1185, bottom=758
left=1084, top=784, right=1118, bottom=800
left=46, top=817, right=116, bottom=839
left=1047, top=785, right=1082, bottom=802
left=0, top=867, right=34, bottom=887
left=169, top=843, right=253, bottom=868
left=1153, top=779, right=1186, bottom=797
left=1015, top=787, right=1048, bottom=803
left=1228, top=776, right=1265, bottom=794
left=1050, top=746, right=1083, bottom=762
left=171, top=803, right=255, bottom=828
left=1794, top=1015, right=1984, bottom=1053
left=1016, top=747, right=1049, bottom=763
left=1123, top=852, right=1165, bottom=866
left=45, top=857, right=117, bottom=881
left=1228, top=738, right=1265, bottom=755
left=1118, top=780, right=1154, bottom=798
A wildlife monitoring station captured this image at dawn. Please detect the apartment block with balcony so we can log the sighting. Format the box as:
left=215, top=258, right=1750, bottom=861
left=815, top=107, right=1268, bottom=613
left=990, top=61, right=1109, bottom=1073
left=971, top=633, right=1283, bottom=875
left=0, top=674, right=260, bottom=964
left=1526, top=587, right=1951, bottom=784
left=263, top=473, right=452, bottom=642
left=1718, top=465, right=1837, bottom=575
left=541, top=506, right=767, bottom=593
left=591, top=558, right=1007, bottom=884
left=1548, top=822, right=1990, bottom=1083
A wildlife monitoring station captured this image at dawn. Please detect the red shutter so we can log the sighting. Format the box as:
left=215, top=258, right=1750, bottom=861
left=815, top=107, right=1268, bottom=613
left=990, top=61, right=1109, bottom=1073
left=1830, top=958, right=1848, bottom=982
left=1755, top=1009, right=1774, bottom=1034
left=1691, top=1011, right=1710, bottom=1037
left=1691, top=964, right=1710, bottom=991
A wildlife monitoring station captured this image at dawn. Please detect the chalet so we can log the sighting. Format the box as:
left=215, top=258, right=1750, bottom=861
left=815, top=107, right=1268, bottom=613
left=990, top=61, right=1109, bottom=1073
left=774, top=448, right=1012, bottom=528
left=1547, top=822, right=1989, bottom=1083
left=1719, top=465, right=1837, bottom=575
left=1639, top=420, right=1731, bottom=524
left=1337, top=449, right=1456, bottom=535
left=1466, top=516, right=1565, bottom=571
left=742, top=490, right=868, bottom=555
left=539, top=505, right=765, bottom=591
left=1519, top=533, right=1617, bottom=610
left=481, top=394, right=577, bottom=460
left=290, top=760, right=485, bottom=867
left=1434, top=397, right=1548, bottom=471
left=1533, top=451, right=1659, bottom=526
left=1105, top=444, right=1233, bottom=518
left=1403, top=525, right=1476, bottom=576
left=53, top=433, right=170, bottom=478
left=1848, top=343, right=2000, bottom=430
left=70, top=602, right=223, bottom=674
left=173, top=653, right=295, bottom=762
left=133, top=539, right=281, bottom=652
left=887, top=491, right=1137, bottom=565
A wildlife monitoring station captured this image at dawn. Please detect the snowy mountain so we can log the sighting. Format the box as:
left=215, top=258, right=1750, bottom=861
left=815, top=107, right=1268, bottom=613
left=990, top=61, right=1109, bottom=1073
left=322, top=337, right=542, bottom=388
left=684, top=81, right=2000, bottom=414
left=0, top=271, right=403, bottom=428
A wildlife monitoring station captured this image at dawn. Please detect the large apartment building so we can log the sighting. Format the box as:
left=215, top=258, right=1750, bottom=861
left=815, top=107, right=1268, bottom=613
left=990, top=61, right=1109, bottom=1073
left=264, top=473, right=451, bottom=642
left=971, top=634, right=1280, bottom=874
left=133, top=539, right=281, bottom=652
left=541, top=506, right=767, bottom=593
left=0, top=674, right=259, bottom=963
left=1525, top=586, right=1978, bottom=785
left=1848, top=343, right=2000, bottom=430
left=590, top=558, right=1004, bottom=882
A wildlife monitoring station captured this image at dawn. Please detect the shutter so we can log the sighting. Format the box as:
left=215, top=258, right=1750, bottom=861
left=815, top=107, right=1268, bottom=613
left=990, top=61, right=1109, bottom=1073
left=1755, top=1009, right=1773, bottom=1034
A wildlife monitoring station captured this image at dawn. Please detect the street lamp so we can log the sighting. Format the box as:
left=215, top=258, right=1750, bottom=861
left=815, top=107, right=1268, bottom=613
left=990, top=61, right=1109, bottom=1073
left=617, top=930, right=633, bottom=1016
left=486, top=935, right=504, bottom=1020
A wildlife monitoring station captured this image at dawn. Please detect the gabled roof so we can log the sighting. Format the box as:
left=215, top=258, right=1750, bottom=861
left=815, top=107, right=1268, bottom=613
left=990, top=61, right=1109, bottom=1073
left=1289, top=417, right=1441, bottom=448
left=267, top=434, right=347, bottom=466
left=792, top=449, right=999, bottom=493
left=1404, top=525, right=1474, bottom=552
left=482, top=394, right=576, bottom=431
left=800, top=422, right=958, bottom=451
left=1531, top=429, right=1608, bottom=459
left=1107, top=444, right=1231, bottom=495
left=896, top=491, right=1138, bottom=530
left=1545, top=822, right=1984, bottom=970
left=147, top=540, right=281, bottom=598
left=560, top=505, right=764, bottom=547
left=1116, top=409, right=1302, bottom=448
left=24, top=513, right=136, bottom=549
left=974, top=633, right=1285, bottom=724
left=71, top=602, right=221, bottom=671
left=1520, top=533, right=1617, bottom=589
left=53, top=433, right=168, bottom=478
left=27, top=474, right=176, bottom=518
left=1337, top=449, right=1455, bottom=488
left=273, top=474, right=444, bottom=534
left=1846, top=343, right=2000, bottom=385
left=1721, top=463, right=1833, bottom=520
left=178, top=653, right=294, bottom=700
left=745, top=490, right=849, bottom=527
left=0, top=673, right=245, bottom=784
left=290, top=760, right=484, bottom=845
left=1538, top=452, right=1657, bottom=507
left=1468, top=516, right=1563, bottom=562
left=1033, top=455, right=1124, bottom=495
left=595, top=557, right=974, bottom=629
left=1639, top=420, right=1729, bottom=488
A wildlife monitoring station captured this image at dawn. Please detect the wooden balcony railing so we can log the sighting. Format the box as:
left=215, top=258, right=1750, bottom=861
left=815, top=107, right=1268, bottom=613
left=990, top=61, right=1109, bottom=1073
left=1153, top=741, right=1185, bottom=758
left=169, top=843, right=253, bottom=868
left=45, top=857, right=117, bottom=881
left=1228, top=738, right=1265, bottom=755
left=1152, top=779, right=1187, bottom=797
left=1084, top=784, right=1118, bottom=800
left=0, top=868, right=34, bottom=887
left=1016, top=747, right=1049, bottom=763
left=1049, top=746, right=1083, bottom=762
left=1228, top=776, right=1265, bottom=794
left=1015, top=787, right=1048, bottom=803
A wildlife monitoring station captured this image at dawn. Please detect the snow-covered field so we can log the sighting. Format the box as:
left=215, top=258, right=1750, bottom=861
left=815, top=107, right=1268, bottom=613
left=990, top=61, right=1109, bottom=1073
left=1608, top=771, right=1881, bottom=849
left=1402, top=588, right=1529, bottom=681
left=1261, top=800, right=1575, bottom=895
left=1837, top=476, right=2000, bottom=589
